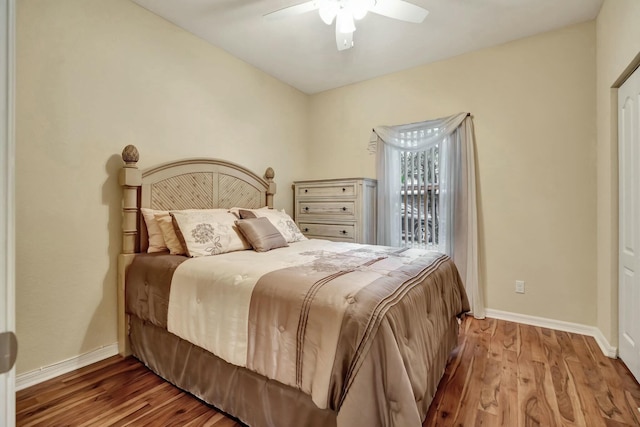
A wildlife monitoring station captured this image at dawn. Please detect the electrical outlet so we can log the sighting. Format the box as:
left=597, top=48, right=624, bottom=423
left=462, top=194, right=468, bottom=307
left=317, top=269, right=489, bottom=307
left=515, top=280, right=525, bottom=294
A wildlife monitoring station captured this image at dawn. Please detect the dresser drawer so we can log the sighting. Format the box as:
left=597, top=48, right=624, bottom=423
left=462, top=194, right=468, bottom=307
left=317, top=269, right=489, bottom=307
left=296, top=182, right=356, bottom=198
left=298, top=223, right=355, bottom=240
left=297, top=201, right=355, bottom=218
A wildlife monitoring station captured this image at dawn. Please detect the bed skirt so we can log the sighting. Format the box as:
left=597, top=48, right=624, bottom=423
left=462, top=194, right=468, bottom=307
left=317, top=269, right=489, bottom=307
left=129, top=313, right=459, bottom=427
left=129, top=315, right=337, bottom=427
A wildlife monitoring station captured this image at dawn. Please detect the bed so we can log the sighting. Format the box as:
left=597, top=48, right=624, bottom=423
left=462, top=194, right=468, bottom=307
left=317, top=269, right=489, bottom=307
left=117, top=145, right=470, bottom=427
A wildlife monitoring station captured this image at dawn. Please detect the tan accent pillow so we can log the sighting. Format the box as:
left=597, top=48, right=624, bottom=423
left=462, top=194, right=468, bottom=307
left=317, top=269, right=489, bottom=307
left=241, top=209, right=307, bottom=243
left=141, top=208, right=168, bottom=253
left=238, top=209, right=258, bottom=219
left=154, top=212, right=187, bottom=255
left=229, top=206, right=268, bottom=219
left=171, top=210, right=251, bottom=257
left=235, top=217, right=288, bottom=252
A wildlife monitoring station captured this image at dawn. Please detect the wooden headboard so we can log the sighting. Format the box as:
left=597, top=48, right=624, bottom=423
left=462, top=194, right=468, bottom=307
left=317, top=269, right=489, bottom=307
left=117, top=144, right=276, bottom=354
left=119, top=144, right=276, bottom=255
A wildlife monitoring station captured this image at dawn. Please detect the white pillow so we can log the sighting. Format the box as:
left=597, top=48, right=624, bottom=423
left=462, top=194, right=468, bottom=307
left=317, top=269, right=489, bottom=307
left=141, top=208, right=168, bottom=253
left=241, top=208, right=307, bottom=243
left=171, top=210, right=251, bottom=257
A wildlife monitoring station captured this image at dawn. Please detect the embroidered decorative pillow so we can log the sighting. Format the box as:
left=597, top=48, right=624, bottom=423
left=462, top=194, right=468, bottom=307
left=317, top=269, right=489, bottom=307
left=235, top=217, right=288, bottom=252
left=171, top=210, right=251, bottom=257
left=239, top=208, right=307, bottom=243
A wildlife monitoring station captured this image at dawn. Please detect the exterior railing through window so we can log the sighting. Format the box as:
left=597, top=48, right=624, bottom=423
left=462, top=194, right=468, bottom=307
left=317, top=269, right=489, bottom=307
left=400, top=143, right=439, bottom=249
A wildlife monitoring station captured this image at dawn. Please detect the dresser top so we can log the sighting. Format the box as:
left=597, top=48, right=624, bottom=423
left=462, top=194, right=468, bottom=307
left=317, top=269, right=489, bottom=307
left=293, top=177, right=377, bottom=184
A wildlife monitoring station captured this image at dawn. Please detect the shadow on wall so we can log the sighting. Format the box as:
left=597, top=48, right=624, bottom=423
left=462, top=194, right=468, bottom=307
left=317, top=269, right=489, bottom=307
left=81, top=153, right=124, bottom=353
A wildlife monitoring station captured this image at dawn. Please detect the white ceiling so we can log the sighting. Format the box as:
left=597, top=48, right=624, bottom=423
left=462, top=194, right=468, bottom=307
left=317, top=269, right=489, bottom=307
left=130, top=0, right=603, bottom=94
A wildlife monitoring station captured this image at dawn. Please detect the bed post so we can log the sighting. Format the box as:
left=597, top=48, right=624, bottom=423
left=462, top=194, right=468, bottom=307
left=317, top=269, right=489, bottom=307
left=265, top=167, right=276, bottom=209
left=117, top=145, right=141, bottom=356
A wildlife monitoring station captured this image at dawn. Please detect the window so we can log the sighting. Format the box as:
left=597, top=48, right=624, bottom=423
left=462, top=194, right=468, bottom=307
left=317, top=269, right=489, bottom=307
left=373, top=112, right=484, bottom=317
left=400, top=144, right=439, bottom=248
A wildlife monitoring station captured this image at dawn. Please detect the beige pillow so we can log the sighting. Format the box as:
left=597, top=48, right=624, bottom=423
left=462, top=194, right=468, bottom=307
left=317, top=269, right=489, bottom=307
left=141, top=208, right=168, bottom=253
left=154, top=212, right=187, bottom=255
left=171, top=210, right=250, bottom=257
left=241, top=208, right=307, bottom=243
left=235, top=217, right=288, bottom=252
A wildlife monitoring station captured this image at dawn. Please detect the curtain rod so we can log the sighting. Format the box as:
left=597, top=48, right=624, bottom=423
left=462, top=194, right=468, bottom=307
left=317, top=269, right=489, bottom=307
left=371, top=113, right=471, bottom=132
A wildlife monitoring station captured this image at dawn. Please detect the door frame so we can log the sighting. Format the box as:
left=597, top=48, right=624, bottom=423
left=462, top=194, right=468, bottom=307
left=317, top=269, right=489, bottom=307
left=0, top=0, right=16, bottom=425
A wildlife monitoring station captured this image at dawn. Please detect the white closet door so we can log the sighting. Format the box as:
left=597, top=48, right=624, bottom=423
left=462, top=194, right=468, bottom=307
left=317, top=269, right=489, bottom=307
left=619, top=64, right=640, bottom=383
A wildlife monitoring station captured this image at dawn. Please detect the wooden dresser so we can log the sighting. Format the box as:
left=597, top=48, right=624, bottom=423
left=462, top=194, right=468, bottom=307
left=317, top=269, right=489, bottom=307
left=293, top=178, right=377, bottom=244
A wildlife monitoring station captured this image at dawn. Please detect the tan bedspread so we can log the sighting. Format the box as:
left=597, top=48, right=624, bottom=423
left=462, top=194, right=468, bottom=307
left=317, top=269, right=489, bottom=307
left=163, top=240, right=468, bottom=427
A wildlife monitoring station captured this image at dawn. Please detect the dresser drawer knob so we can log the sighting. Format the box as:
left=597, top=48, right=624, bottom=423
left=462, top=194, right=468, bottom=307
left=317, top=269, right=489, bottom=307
left=342, top=188, right=346, bottom=192
left=304, top=189, right=308, bottom=193
left=304, top=206, right=309, bottom=211
left=340, top=230, right=347, bottom=235
left=342, top=207, right=347, bottom=211
left=303, top=228, right=309, bottom=232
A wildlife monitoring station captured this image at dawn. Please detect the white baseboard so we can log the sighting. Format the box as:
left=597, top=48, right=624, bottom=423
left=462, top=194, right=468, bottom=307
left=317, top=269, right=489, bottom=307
left=484, top=309, right=618, bottom=359
left=16, top=343, right=119, bottom=391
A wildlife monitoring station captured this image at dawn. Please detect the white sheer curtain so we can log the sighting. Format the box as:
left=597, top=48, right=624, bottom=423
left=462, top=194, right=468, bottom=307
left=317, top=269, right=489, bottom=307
left=372, top=112, right=485, bottom=318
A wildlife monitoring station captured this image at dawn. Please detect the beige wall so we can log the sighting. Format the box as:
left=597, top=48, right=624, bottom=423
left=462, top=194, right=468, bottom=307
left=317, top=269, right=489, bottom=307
left=16, top=0, right=308, bottom=373
left=308, top=22, right=597, bottom=325
left=16, top=0, right=616, bottom=376
left=595, top=0, right=640, bottom=346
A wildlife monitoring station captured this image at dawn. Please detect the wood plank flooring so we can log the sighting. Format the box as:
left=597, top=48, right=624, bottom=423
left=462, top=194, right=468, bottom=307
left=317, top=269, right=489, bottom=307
left=17, top=317, right=640, bottom=426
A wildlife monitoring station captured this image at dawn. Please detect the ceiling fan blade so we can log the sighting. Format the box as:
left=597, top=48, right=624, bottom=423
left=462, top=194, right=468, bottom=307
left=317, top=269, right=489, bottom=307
left=336, top=26, right=354, bottom=51
left=263, top=1, right=318, bottom=20
left=369, top=0, right=429, bottom=24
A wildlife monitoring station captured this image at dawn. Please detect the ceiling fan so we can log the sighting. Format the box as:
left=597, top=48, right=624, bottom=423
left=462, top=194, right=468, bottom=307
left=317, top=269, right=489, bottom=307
left=264, top=0, right=429, bottom=51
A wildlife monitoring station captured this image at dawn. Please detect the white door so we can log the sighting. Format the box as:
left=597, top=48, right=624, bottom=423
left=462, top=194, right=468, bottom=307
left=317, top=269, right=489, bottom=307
left=619, top=64, right=640, bottom=383
left=0, top=0, right=16, bottom=426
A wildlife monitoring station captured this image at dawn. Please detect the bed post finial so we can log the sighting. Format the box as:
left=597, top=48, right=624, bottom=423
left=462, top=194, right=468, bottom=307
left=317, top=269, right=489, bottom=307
left=119, top=145, right=142, bottom=254
left=265, top=167, right=276, bottom=209
left=122, top=144, right=139, bottom=166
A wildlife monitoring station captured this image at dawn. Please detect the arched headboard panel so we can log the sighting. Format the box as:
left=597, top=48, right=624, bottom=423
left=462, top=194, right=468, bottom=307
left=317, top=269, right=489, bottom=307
left=143, top=159, right=269, bottom=210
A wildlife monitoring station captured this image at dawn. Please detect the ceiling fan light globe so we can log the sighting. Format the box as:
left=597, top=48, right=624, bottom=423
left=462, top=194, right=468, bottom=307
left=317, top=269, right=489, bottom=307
left=318, top=1, right=338, bottom=25
left=336, top=9, right=356, bottom=33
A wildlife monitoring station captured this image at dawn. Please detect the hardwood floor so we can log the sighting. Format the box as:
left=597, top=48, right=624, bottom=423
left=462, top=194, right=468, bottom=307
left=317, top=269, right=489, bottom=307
left=426, top=317, right=640, bottom=426
left=17, top=317, right=640, bottom=426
